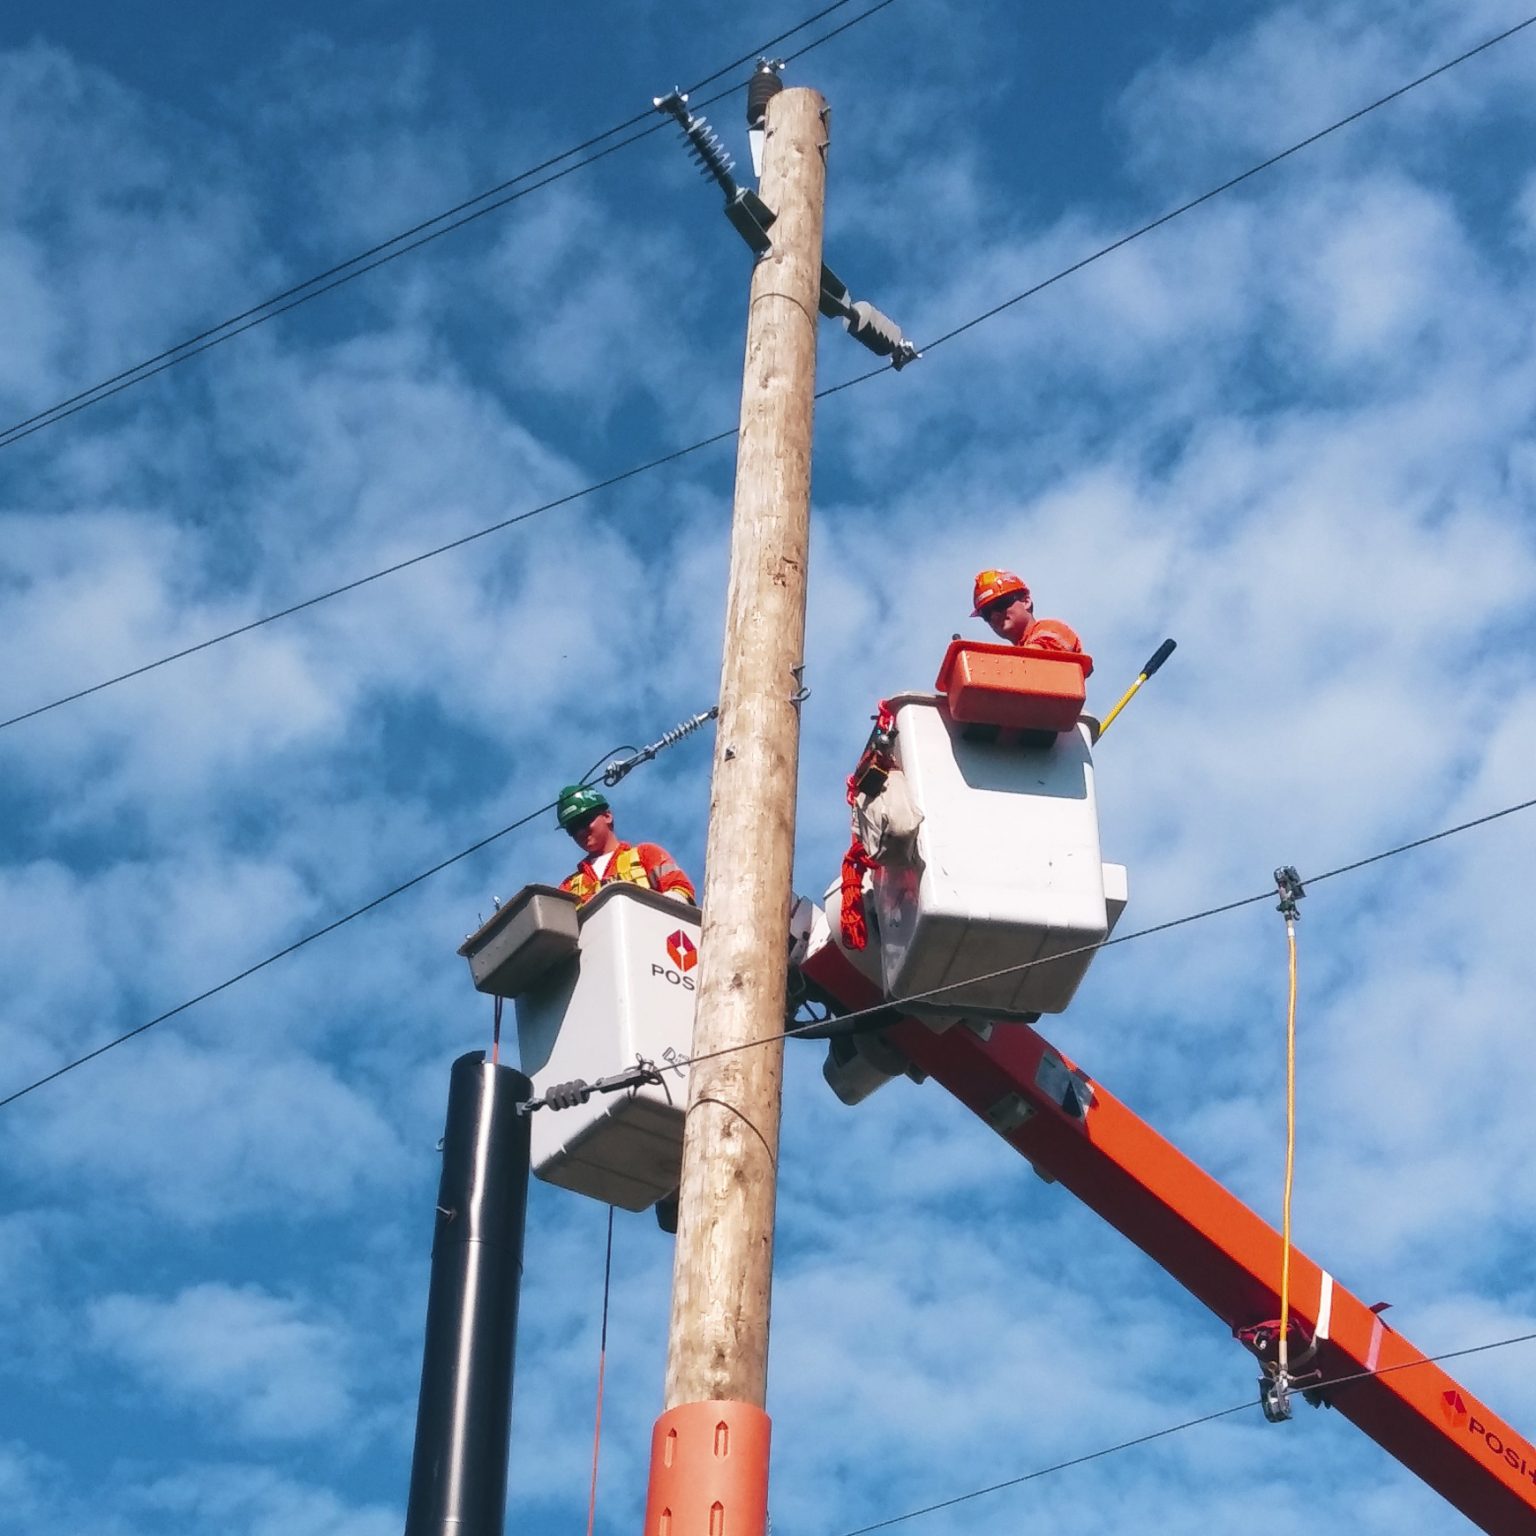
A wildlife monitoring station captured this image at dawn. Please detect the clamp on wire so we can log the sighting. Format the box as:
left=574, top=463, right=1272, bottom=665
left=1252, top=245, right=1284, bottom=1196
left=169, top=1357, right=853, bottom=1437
left=1238, top=1318, right=1321, bottom=1422
left=1275, top=865, right=1306, bottom=920
left=601, top=707, right=720, bottom=788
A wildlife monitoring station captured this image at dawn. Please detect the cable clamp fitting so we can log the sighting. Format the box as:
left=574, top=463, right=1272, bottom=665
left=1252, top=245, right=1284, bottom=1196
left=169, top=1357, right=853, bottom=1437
left=1259, top=1369, right=1294, bottom=1423
left=790, top=664, right=811, bottom=709
left=1274, top=865, right=1306, bottom=921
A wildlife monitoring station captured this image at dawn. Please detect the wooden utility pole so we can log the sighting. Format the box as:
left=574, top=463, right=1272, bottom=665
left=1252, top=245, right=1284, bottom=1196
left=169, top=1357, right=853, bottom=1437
left=644, top=89, right=825, bottom=1526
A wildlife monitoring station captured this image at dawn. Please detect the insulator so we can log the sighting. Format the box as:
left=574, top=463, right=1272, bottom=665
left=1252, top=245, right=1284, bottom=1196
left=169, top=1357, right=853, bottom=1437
left=602, top=708, right=718, bottom=786
left=843, top=301, right=920, bottom=369
left=747, top=65, right=784, bottom=128
left=847, top=301, right=906, bottom=356
left=681, top=115, right=736, bottom=190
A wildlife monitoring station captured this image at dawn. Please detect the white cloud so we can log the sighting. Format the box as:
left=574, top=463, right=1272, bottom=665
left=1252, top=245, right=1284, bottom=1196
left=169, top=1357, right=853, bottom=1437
left=87, top=1283, right=357, bottom=1440
left=1118, top=1, right=1536, bottom=184
left=126, top=1464, right=400, bottom=1536
left=16, top=1042, right=407, bottom=1224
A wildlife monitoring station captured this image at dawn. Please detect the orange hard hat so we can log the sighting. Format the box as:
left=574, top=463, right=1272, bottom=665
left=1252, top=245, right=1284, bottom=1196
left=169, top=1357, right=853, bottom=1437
left=971, top=569, right=1030, bottom=616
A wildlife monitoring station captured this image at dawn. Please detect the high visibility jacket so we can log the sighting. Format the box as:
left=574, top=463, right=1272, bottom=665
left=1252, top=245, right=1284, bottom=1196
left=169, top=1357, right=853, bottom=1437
left=1018, top=616, right=1083, bottom=653
left=561, top=842, right=697, bottom=907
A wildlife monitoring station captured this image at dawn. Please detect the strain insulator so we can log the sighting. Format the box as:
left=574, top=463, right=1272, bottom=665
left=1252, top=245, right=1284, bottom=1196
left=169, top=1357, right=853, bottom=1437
left=847, top=300, right=921, bottom=369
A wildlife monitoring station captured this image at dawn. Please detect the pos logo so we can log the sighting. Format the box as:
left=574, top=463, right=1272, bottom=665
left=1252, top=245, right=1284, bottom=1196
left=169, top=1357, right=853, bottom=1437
left=1440, top=1388, right=1536, bottom=1487
left=653, top=930, right=699, bottom=990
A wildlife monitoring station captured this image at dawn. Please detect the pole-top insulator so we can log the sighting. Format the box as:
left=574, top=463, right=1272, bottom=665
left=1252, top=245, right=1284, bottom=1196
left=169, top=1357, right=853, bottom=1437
left=747, top=61, right=785, bottom=129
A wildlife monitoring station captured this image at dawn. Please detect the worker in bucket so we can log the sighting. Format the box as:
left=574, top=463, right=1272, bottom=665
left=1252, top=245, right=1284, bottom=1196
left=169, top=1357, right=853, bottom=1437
left=971, top=569, right=1082, bottom=652
left=556, top=785, right=697, bottom=906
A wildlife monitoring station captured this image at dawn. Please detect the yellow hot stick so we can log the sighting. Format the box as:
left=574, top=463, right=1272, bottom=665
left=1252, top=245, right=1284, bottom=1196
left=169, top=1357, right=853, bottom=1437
left=1097, top=638, right=1176, bottom=739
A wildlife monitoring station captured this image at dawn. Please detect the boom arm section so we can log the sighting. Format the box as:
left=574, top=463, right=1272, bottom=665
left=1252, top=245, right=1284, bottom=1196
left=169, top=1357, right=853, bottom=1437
left=797, top=937, right=1536, bottom=1535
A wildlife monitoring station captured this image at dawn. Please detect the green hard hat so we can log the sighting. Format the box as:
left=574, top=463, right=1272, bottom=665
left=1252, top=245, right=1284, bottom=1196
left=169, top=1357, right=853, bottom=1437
left=556, top=783, right=610, bottom=829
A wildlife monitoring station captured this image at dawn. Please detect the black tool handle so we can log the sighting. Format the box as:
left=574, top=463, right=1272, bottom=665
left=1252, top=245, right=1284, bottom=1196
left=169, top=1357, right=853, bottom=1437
left=1142, top=638, right=1177, bottom=677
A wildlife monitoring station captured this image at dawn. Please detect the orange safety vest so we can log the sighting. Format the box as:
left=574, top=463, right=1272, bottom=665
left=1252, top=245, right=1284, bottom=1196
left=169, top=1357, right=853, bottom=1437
left=560, top=841, right=697, bottom=906
left=1018, top=616, right=1083, bottom=653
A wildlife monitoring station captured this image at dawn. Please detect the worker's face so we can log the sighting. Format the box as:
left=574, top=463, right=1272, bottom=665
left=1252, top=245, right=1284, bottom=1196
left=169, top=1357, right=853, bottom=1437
left=984, top=592, right=1034, bottom=643
left=568, top=809, right=615, bottom=855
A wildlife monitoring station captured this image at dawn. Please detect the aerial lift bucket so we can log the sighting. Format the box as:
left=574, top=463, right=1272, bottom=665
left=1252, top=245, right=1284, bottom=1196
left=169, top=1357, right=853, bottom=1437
left=858, top=642, right=1126, bottom=1023
left=458, top=882, right=698, bottom=1211
left=807, top=641, right=1127, bottom=1102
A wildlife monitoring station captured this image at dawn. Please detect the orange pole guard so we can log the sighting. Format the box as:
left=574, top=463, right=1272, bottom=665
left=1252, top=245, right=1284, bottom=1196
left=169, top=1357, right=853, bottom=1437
left=641, top=1400, right=772, bottom=1536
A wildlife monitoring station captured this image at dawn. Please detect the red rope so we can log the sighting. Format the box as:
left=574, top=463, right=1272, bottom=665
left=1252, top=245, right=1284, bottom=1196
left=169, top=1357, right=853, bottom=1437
left=585, top=1205, right=615, bottom=1536
left=840, top=835, right=876, bottom=950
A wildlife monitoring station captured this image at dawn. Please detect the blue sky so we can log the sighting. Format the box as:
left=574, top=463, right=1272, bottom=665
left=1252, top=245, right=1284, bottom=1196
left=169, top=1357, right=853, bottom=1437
left=2, top=2, right=1535, bottom=1532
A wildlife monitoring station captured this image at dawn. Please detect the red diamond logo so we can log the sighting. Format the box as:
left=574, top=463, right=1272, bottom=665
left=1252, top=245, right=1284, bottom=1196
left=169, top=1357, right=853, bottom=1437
left=1441, top=1390, right=1467, bottom=1428
left=666, top=930, right=697, bottom=972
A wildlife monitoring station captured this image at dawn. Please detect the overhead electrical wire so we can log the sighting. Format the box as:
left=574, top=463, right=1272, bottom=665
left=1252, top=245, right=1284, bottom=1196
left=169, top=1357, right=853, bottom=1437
left=2, top=9, right=1528, bottom=735
left=797, top=790, right=1536, bottom=1035
left=0, top=699, right=724, bottom=1112
left=0, top=797, right=559, bottom=1112
left=909, top=9, right=1536, bottom=361
left=829, top=1329, right=1536, bottom=1536
left=0, top=0, right=895, bottom=453
left=0, top=429, right=738, bottom=730
left=547, top=792, right=1536, bottom=1095
left=814, top=6, right=1536, bottom=400
left=3, top=782, right=1531, bottom=1117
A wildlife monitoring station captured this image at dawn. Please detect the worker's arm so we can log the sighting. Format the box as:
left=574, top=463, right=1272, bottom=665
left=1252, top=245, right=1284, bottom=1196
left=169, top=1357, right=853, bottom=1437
left=639, top=845, right=697, bottom=904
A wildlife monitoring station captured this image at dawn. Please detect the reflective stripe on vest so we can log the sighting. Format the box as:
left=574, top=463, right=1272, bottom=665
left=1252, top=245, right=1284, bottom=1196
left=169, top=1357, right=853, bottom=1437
left=563, top=845, right=656, bottom=904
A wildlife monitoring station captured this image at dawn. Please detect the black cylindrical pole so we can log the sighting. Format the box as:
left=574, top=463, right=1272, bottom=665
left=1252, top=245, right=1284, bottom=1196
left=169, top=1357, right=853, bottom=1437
left=405, top=1051, right=532, bottom=1536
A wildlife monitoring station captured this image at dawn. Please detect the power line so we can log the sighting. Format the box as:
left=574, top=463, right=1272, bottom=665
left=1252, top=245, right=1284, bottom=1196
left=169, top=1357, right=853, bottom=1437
left=812, top=7, right=1536, bottom=402
left=913, top=10, right=1536, bottom=359
left=2, top=9, right=1523, bottom=734
left=1304, top=797, right=1536, bottom=886
left=0, top=428, right=738, bottom=730
left=0, top=703, right=718, bottom=1112
left=0, top=0, right=894, bottom=453
left=783, top=790, right=1536, bottom=1041
left=829, top=1329, right=1536, bottom=1536
left=588, top=792, right=1536, bottom=1085
left=2, top=751, right=1525, bottom=1118
left=0, top=799, right=555, bottom=1112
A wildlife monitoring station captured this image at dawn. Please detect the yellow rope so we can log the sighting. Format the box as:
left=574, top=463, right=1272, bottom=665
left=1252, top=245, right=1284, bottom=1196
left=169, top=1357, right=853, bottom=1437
left=1278, top=916, right=1298, bottom=1380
